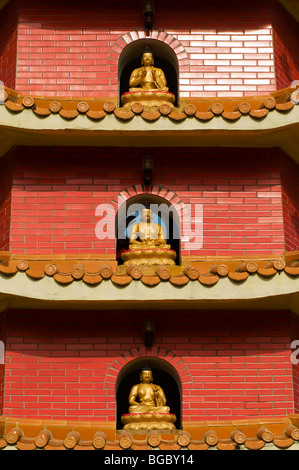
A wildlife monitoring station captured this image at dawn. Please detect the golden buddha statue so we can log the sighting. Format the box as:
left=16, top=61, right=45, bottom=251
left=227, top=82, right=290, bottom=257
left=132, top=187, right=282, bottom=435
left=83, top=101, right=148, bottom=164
left=121, top=367, right=177, bottom=431
left=121, top=208, right=176, bottom=266
left=129, top=49, right=169, bottom=92
left=121, top=48, right=175, bottom=109
left=129, top=207, right=170, bottom=249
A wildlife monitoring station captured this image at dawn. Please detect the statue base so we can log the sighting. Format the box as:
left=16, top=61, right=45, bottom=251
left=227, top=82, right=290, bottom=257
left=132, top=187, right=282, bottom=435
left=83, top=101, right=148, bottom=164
left=121, top=248, right=177, bottom=266
left=121, top=90, right=175, bottom=109
left=121, top=413, right=177, bottom=431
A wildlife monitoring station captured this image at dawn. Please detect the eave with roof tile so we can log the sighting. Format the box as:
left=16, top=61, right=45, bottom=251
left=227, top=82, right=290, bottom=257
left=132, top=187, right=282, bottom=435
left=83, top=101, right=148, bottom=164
left=1, top=415, right=299, bottom=450
left=0, top=85, right=299, bottom=163
left=0, top=251, right=298, bottom=314
left=3, top=85, right=296, bottom=119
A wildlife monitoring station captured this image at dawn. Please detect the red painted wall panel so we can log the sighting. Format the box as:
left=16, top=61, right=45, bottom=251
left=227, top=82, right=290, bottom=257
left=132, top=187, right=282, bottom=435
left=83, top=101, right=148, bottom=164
left=3, top=309, right=293, bottom=421
left=291, top=314, right=299, bottom=414
left=16, top=0, right=276, bottom=97
left=3, top=0, right=299, bottom=96
left=0, top=152, right=13, bottom=251
left=281, top=153, right=299, bottom=252
left=0, top=0, right=18, bottom=89
left=9, top=146, right=286, bottom=256
left=272, top=1, right=299, bottom=89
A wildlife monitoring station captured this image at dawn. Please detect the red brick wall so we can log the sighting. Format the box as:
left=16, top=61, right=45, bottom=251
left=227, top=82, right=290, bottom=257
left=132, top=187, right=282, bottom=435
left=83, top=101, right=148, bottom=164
left=3, top=309, right=293, bottom=421
left=5, top=0, right=299, bottom=97
left=291, top=313, right=299, bottom=414
left=0, top=312, right=6, bottom=415
left=0, top=152, right=13, bottom=251
left=0, top=0, right=18, bottom=88
left=10, top=146, right=286, bottom=256
left=272, top=1, right=299, bottom=89
left=281, top=153, right=299, bottom=252
left=155, top=0, right=276, bottom=98
left=16, top=0, right=276, bottom=98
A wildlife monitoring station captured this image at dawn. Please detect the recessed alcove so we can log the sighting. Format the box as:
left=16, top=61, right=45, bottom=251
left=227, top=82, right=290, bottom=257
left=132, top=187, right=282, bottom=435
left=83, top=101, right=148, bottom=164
left=115, top=356, right=182, bottom=431
left=115, top=193, right=181, bottom=265
left=118, top=38, right=179, bottom=107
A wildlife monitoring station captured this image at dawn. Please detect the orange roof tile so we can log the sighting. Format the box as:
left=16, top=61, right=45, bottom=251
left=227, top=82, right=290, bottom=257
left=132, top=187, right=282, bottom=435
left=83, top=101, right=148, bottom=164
left=0, top=251, right=298, bottom=287
left=1, top=85, right=298, bottom=123
left=1, top=415, right=299, bottom=450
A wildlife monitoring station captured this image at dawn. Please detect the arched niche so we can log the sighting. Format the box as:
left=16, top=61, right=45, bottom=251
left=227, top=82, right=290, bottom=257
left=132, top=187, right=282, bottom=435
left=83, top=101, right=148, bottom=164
left=115, top=193, right=181, bottom=265
left=118, top=38, right=179, bottom=107
left=116, top=356, right=182, bottom=431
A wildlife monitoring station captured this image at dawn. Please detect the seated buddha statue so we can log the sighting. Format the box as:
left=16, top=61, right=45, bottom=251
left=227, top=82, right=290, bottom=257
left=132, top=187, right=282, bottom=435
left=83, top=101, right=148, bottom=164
left=129, top=207, right=170, bottom=250
left=129, top=49, right=169, bottom=92
left=121, top=48, right=175, bottom=108
left=121, top=208, right=176, bottom=266
left=121, top=367, right=177, bottom=431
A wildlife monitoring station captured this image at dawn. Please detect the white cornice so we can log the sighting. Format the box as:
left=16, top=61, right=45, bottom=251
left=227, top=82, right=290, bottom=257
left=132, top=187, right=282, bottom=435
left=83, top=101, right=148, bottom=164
left=0, top=271, right=298, bottom=314
left=0, top=105, right=298, bottom=163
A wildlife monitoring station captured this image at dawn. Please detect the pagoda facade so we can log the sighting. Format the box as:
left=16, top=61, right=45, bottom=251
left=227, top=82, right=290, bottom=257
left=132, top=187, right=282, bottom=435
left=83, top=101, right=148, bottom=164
left=0, top=0, right=299, bottom=451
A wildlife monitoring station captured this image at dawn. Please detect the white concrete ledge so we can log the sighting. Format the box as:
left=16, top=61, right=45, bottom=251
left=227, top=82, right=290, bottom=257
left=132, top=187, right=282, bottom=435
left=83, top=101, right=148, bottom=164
left=0, top=106, right=299, bottom=163
left=0, top=271, right=298, bottom=314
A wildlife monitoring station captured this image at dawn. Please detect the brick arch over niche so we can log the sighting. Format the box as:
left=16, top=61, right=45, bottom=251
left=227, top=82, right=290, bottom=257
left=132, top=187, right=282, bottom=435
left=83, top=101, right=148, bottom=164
left=104, top=346, right=193, bottom=389
left=108, top=29, right=189, bottom=105
left=112, top=184, right=187, bottom=264
left=108, top=29, right=189, bottom=69
left=112, top=183, right=186, bottom=214
left=104, top=346, right=193, bottom=427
